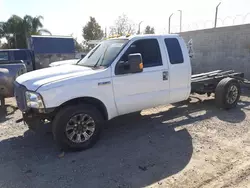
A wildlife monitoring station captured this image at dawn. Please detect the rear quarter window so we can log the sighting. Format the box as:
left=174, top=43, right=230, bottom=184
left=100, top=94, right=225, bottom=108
left=164, top=38, right=184, bottom=64
left=0, top=52, right=9, bottom=61
left=13, top=51, right=28, bottom=60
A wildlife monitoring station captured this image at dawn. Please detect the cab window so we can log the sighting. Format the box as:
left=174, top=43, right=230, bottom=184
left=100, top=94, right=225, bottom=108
left=120, top=39, right=162, bottom=68
left=164, top=38, right=184, bottom=64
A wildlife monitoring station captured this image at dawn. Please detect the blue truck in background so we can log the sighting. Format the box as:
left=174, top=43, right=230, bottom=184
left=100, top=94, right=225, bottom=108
left=0, top=49, right=35, bottom=71
left=28, top=35, right=76, bottom=69
left=0, top=35, right=76, bottom=72
left=0, top=35, right=76, bottom=105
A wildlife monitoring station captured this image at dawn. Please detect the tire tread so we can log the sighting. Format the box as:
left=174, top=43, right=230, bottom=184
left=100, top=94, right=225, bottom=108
left=215, top=77, right=240, bottom=109
left=52, top=104, right=103, bottom=151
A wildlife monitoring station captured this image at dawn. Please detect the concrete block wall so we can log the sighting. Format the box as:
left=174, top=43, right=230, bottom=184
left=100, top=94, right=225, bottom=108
left=180, top=24, right=250, bottom=79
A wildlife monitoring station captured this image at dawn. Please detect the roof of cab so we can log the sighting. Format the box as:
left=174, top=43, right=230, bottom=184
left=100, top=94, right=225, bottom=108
left=107, top=34, right=180, bottom=41
left=127, top=34, right=180, bottom=40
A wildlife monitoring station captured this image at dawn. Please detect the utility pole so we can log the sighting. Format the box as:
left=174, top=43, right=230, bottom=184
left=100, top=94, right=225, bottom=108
left=214, top=2, right=221, bottom=28
left=137, top=21, right=143, bottom=34
left=178, top=10, right=182, bottom=32
left=168, top=13, right=174, bottom=34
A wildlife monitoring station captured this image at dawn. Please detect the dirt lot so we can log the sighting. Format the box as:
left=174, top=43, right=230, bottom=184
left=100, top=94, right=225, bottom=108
left=0, top=92, right=250, bottom=188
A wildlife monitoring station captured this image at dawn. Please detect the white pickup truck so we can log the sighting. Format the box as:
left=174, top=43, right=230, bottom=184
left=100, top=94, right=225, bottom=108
left=14, top=34, right=243, bottom=151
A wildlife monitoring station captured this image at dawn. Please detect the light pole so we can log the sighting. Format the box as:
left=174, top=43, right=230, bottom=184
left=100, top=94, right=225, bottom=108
left=105, top=27, right=107, bottom=38
left=214, top=2, right=221, bottom=28
left=178, top=10, right=182, bottom=33
left=137, top=21, right=143, bottom=34
left=168, top=13, right=174, bottom=34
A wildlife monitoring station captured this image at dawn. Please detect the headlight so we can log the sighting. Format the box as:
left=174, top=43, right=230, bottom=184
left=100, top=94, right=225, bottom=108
left=25, top=91, right=45, bottom=109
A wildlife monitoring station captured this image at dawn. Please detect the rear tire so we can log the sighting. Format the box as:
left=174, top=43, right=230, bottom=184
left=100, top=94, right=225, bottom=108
left=52, top=104, right=103, bottom=151
left=215, top=77, right=241, bottom=109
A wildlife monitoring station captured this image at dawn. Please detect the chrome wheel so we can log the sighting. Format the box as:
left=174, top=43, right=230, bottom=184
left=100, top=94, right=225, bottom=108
left=65, top=113, right=95, bottom=143
left=226, top=85, right=238, bottom=104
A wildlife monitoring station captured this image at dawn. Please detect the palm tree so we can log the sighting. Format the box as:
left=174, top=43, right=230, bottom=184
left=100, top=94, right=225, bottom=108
left=0, top=22, right=5, bottom=38
left=0, top=15, right=51, bottom=48
left=24, top=15, right=51, bottom=35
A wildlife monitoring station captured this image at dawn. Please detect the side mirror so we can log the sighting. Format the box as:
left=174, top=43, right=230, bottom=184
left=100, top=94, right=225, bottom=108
left=116, top=53, right=143, bottom=75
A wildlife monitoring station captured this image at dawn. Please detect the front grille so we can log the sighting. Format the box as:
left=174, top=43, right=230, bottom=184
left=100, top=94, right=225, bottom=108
left=14, top=81, right=28, bottom=112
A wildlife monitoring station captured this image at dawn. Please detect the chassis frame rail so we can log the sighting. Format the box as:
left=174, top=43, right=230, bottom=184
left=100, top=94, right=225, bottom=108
left=191, top=70, right=247, bottom=94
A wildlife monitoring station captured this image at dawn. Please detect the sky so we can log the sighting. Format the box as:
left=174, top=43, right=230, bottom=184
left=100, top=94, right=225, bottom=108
left=1, top=0, right=250, bottom=42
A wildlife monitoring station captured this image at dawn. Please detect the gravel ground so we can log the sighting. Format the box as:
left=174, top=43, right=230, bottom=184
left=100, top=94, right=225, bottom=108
left=0, top=93, right=250, bottom=188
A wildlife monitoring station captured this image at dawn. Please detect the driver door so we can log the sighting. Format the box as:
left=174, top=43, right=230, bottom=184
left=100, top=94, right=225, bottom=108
left=112, top=38, right=170, bottom=115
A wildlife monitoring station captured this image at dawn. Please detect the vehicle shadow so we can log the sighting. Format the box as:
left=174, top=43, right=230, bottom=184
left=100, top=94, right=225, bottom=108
left=0, top=104, right=18, bottom=122
left=0, top=111, right=193, bottom=188
left=165, top=96, right=248, bottom=125
left=0, top=96, right=249, bottom=187
left=239, top=86, right=250, bottom=98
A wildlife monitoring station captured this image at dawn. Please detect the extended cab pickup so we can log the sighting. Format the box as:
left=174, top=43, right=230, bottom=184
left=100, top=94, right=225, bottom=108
left=14, top=34, right=242, bottom=151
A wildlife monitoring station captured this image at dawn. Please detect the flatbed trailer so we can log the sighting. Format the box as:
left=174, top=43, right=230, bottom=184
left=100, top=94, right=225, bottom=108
left=190, top=70, right=249, bottom=109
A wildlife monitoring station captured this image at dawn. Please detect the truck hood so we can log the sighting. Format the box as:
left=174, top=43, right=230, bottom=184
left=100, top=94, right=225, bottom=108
left=49, top=59, right=79, bottom=67
left=16, top=65, right=100, bottom=91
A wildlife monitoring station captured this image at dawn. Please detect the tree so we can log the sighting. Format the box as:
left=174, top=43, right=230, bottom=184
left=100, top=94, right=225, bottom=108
left=144, top=26, right=155, bottom=34
left=83, top=17, right=103, bottom=41
left=109, top=14, right=136, bottom=36
left=82, top=17, right=103, bottom=51
left=0, top=22, right=5, bottom=38
left=24, top=15, right=51, bottom=35
left=0, top=15, right=51, bottom=48
left=0, top=41, right=9, bottom=49
left=74, top=38, right=84, bottom=52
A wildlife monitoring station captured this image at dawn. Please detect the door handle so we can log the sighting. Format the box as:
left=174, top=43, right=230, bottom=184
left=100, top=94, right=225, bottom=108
left=163, top=71, right=168, bottom=80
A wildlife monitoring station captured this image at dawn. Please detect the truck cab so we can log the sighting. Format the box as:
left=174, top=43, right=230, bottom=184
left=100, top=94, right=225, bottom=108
left=14, top=34, right=192, bottom=150
left=0, top=49, right=35, bottom=71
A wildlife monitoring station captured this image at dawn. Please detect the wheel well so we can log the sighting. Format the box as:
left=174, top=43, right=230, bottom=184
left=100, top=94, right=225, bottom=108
left=57, top=97, right=108, bottom=120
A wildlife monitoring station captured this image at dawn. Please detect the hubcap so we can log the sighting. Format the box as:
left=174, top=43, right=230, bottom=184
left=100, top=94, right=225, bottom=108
left=226, top=85, right=238, bottom=104
left=65, top=113, right=95, bottom=143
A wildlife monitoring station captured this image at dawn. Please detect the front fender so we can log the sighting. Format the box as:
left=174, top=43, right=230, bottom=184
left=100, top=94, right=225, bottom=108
left=38, top=79, right=118, bottom=120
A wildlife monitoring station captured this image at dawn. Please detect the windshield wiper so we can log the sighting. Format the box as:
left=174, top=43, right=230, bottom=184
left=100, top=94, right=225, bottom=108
left=88, top=44, right=100, bottom=59
left=95, top=47, right=108, bottom=68
left=93, top=56, right=102, bottom=68
left=76, top=57, right=83, bottom=64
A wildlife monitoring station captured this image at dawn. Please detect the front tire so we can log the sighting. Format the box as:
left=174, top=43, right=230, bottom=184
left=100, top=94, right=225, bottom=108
left=52, top=104, right=103, bottom=151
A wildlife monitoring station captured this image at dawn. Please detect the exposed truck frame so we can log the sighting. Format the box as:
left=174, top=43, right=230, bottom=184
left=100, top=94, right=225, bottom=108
left=191, top=70, right=245, bottom=94
left=191, top=70, right=250, bottom=108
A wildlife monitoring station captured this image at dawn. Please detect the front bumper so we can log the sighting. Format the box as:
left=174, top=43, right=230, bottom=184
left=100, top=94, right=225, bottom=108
left=14, top=82, right=55, bottom=125
left=19, top=108, right=55, bottom=131
left=14, top=81, right=28, bottom=112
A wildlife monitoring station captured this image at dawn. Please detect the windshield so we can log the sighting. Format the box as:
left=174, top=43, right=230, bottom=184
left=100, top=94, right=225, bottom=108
left=77, top=39, right=128, bottom=67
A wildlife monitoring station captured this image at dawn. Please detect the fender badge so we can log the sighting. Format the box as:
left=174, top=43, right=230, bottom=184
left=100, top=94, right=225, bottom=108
left=98, top=81, right=111, bottom=86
